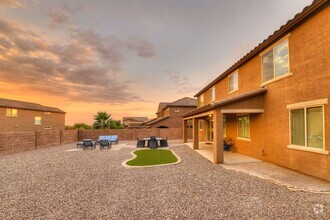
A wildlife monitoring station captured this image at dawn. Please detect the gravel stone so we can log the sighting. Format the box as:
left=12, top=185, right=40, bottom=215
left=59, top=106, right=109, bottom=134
left=0, top=143, right=329, bottom=219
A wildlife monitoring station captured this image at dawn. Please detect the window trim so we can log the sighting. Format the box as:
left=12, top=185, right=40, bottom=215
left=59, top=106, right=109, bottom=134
left=6, top=108, right=18, bottom=117
left=237, top=114, right=250, bottom=140
left=228, top=71, right=239, bottom=94
left=35, top=116, right=42, bottom=125
left=260, top=35, right=291, bottom=85
left=210, top=86, right=215, bottom=102
left=287, top=99, right=327, bottom=153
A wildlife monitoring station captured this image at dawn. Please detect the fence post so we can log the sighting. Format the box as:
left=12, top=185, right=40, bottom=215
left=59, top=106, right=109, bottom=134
left=60, top=130, right=63, bottom=145
left=35, top=131, right=38, bottom=149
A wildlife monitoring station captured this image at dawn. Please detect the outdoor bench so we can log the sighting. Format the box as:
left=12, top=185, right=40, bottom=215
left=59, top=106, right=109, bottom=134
left=97, top=135, right=119, bottom=144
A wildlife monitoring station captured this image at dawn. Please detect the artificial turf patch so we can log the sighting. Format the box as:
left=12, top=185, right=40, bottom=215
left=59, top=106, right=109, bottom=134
left=126, top=149, right=178, bottom=166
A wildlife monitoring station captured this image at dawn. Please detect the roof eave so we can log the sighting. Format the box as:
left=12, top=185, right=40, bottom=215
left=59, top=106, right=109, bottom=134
left=184, top=88, right=267, bottom=118
left=194, top=0, right=328, bottom=97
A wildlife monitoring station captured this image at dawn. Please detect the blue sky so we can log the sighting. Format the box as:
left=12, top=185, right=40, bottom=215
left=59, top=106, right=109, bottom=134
left=0, top=0, right=313, bottom=124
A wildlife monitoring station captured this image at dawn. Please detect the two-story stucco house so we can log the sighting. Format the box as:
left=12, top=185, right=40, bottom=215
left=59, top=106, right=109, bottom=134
left=122, top=117, right=148, bottom=128
left=183, top=0, right=329, bottom=181
left=145, top=97, right=197, bottom=128
left=0, top=98, right=66, bottom=132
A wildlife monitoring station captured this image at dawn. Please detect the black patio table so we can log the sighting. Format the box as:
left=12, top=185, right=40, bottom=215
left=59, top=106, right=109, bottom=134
left=143, top=137, right=162, bottom=148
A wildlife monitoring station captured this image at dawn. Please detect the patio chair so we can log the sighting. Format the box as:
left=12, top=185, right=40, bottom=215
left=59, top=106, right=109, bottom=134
left=149, top=136, right=158, bottom=149
left=100, top=140, right=111, bottom=150
left=136, top=138, right=145, bottom=148
left=83, top=139, right=95, bottom=150
left=160, top=137, right=168, bottom=147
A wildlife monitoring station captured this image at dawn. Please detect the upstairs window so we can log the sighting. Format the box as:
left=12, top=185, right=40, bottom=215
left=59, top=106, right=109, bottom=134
left=200, top=94, right=204, bottom=106
left=35, top=116, right=42, bottom=125
left=228, top=72, right=238, bottom=93
left=262, top=39, right=289, bottom=82
left=210, top=86, right=215, bottom=101
left=6, top=108, right=17, bottom=116
left=174, top=107, right=180, bottom=112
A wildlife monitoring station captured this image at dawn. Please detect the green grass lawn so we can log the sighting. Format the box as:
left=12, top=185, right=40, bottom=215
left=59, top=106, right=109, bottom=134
left=126, top=149, right=178, bottom=166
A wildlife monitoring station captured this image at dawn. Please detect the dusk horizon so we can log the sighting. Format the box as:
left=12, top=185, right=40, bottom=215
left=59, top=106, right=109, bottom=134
left=0, top=0, right=313, bottom=125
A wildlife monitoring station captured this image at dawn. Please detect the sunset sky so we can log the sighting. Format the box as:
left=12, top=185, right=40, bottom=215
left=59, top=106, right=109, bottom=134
left=0, top=0, right=313, bottom=125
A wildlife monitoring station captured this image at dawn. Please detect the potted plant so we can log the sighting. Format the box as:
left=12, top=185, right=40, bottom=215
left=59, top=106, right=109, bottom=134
left=223, top=137, right=234, bottom=151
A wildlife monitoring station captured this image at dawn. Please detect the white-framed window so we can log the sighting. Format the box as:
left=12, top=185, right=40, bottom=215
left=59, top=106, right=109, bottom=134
left=174, top=107, right=180, bottom=112
left=238, top=115, right=250, bottom=139
left=228, top=72, right=238, bottom=93
left=288, top=100, right=326, bottom=151
left=199, top=120, right=204, bottom=130
left=262, top=39, right=290, bottom=83
left=6, top=108, right=18, bottom=116
left=200, top=94, right=204, bottom=106
left=210, top=86, right=215, bottom=101
left=35, top=116, right=42, bottom=125
left=44, top=112, right=51, bottom=115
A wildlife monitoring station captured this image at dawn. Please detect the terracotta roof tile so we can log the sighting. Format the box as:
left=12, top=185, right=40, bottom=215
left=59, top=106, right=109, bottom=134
left=166, top=97, right=197, bottom=108
left=122, top=117, right=148, bottom=122
left=145, top=116, right=170, bottom=125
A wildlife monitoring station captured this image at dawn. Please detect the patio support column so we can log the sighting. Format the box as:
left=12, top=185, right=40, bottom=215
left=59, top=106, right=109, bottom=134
left=193, top=118, right=199, bottom=149
left=213, top=108, right=224, bottom=163
left=183, top=119, right=188, bottom=143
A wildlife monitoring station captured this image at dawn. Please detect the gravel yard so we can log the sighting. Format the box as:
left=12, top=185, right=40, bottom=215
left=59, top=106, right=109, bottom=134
left=0, top=144, right=329, bottom=219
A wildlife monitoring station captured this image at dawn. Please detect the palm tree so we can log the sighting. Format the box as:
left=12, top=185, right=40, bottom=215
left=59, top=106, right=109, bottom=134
left=93, top=111, right=112, bottom=129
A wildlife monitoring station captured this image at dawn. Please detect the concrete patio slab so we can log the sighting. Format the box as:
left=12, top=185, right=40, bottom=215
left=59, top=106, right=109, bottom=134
left=184, top=142, right=330, bottom=194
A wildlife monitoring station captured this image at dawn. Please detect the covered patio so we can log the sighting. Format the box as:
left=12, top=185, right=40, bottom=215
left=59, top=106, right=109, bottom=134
left=185, top=141, right=260, bottom=164
left=182, top=88, right=267, bottom=164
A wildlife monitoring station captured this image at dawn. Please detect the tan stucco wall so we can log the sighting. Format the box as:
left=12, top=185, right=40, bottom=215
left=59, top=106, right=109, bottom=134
left=197, top=6, right=330, bottom=181
left=152, top=106, right=196, bottom=128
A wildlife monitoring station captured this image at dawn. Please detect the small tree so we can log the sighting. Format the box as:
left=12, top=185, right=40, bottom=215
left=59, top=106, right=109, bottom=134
left=93, top=111, right=112, bottom=129
left=109, top=120, right=124, bottom=129
left=73, top=123, right=92, bottom=130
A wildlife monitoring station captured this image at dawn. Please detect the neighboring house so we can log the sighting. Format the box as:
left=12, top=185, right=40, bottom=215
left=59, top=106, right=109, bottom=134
left=182, top=0, right=329, bottom=181
left=145, top=97, right=197, bottom=128
left=0, top=98, right=66, bottom=132
left=122, top=117, right=148, bottom=128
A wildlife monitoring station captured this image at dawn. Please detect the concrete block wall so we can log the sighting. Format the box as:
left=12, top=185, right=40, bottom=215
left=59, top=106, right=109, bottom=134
left=0, top=130, right=79, bottom=155
left=0, top=132, right=36, bottom=155
left=0, top=127, right=192, bottom=156
left=36, top=130, right=61, bottom=149
left=78, top=128, right=192, bottom=141
left=61, top=130, right=78, bottom=144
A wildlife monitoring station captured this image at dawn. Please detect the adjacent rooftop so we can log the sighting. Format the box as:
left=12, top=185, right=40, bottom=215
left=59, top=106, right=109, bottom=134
left=0, top=98, right=65, bottom=114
